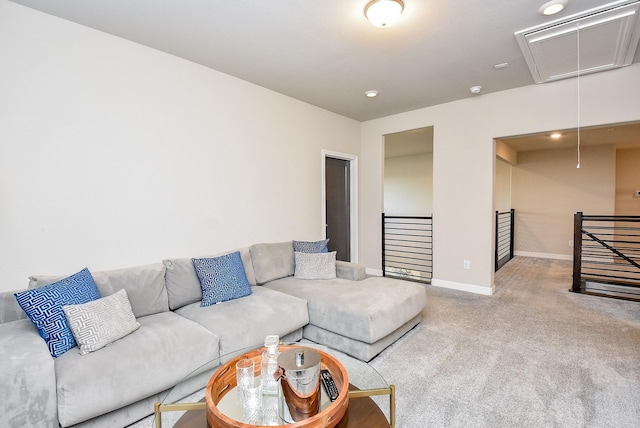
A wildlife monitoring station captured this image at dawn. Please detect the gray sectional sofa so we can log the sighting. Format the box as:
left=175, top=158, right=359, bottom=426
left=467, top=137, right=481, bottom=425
left=0, top=241, right=427, bottom=428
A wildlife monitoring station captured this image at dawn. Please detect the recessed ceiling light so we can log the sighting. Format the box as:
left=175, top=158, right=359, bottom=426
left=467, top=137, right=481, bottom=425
left=550, top=133, right=562, bottom=139
left=365, top=0, right=404, bottom=28
left=469, top=86, right=482, bottom=94
left=365, top=90, right=379, bottom=98
left=538, top=0, right=568, bottom=16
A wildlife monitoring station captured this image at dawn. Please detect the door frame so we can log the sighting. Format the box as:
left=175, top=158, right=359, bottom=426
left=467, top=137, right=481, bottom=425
left=322, top=150, right=359, bottom=263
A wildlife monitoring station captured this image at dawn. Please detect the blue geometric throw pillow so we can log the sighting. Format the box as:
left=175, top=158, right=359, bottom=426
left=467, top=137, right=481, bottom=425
left=192, top=251, right=252, bottom=307
left=293, top=239, right=330, bottom=253
left=14, top=268, right=101, bottom=358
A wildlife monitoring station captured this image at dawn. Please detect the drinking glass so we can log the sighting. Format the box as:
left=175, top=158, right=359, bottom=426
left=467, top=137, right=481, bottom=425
left=236, top=358, right=255, bottom=391
left=242, top=377, right=263, bottom=424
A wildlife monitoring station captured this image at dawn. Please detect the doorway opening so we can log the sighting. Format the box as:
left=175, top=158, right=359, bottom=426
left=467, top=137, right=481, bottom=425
left=495, top=121, right=640, bottom=297
left=382, top=126, right=434, bottom=282
left=384, top=127, right=434, bottom=216
left=494, top=155, right=515, bottom=271
left=495, top=120, right=640, bottom=261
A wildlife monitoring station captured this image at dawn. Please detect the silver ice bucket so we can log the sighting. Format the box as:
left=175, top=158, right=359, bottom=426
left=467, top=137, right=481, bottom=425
left=275, top=347, right=321, bottom=422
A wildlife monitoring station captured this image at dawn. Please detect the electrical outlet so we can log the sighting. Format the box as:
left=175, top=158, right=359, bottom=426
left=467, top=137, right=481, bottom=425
left=463, top=260, right=470, bottom=270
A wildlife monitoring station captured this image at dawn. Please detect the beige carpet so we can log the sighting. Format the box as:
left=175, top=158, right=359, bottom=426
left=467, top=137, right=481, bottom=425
left=369, top=256, right=640, bottom=427
left=133, top=256, right=639, bottom=427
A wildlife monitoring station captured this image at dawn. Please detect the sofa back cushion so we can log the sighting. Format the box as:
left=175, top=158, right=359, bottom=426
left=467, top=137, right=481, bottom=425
left=249, top=241, right=295, bottom=285
left=163, top=247, right=256, bottom=310
left=0, top=290, right=27, bottom=324
left=163, top=257, right=201, bottom=310
left=29, top=263, right=169, bottom=318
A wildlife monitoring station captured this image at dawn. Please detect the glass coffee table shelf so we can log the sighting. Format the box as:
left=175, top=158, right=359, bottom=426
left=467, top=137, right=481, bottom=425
left=154, top=342, right=394, bottom=428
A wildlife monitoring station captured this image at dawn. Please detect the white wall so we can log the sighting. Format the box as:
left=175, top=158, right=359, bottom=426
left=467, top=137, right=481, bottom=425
left=4, top=1, right=640, bottom=296
left=0, top=1, right=360, bottom=292
left=360, top=63, right=640, bottom=295
left=384, top=153, right=433, bottom=216
left=494, top=158, right=511, bottom=213
left=616, top=147, right=640, bottom=216
left=512, top=145, right=616, bottom=259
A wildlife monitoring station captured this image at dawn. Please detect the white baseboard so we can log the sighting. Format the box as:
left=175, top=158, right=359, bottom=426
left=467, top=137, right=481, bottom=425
left=431, top=278, right=494, bottom=296
left=514, top=251, right=572, bottom=261
left=372, top=268, right=494, bottom=296
left=366, top=268, right=383, bottom=276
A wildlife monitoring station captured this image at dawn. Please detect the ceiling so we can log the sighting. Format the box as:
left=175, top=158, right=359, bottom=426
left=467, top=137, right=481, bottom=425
left=9, top=0, right=640, bottom=121
left=497, top=121, right=640, bottom=152
left=385, top=121, right=640, bottom=159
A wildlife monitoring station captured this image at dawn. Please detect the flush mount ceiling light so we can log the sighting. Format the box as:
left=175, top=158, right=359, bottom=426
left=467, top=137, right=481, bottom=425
left=365, top=90, right=379, bottom=98
left=539, top=0, right=568, bottom=16
left=365, top=0, right=404, bottom=27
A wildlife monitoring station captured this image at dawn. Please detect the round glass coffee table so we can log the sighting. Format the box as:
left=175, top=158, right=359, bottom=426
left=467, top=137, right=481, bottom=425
left=154, top=342, right=394, bottom=428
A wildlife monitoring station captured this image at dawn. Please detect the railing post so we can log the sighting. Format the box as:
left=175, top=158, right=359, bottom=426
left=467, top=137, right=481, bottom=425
left=430, top=215, right=434, bottom=280
left=572, top=212, right=583, bottom=293
left=509, top=208, right=515, bottom=260
left=381, top=212, right=386, bottom=277
left=494, top=211, right=499, bottom=272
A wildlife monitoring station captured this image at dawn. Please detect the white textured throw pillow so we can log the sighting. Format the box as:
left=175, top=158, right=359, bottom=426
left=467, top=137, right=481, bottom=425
left=294, top=251, right=337, bottom=280
left=63, top=289, right=140, bottom=355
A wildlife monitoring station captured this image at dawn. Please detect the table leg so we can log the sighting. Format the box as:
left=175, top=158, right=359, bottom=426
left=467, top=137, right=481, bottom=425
left=348, top=383, right=396, bottom=427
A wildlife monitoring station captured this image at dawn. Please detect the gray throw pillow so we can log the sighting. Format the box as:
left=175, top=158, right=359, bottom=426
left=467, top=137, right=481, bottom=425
left=294, top=251, right=337, bottom=280
left=62, top=289, right=140, bottom=355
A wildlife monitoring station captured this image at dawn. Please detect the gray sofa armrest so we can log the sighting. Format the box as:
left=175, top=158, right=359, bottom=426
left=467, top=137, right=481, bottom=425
left=335, top=260, right=366, bottom=281
left=0, top=319, right=57, bottom=428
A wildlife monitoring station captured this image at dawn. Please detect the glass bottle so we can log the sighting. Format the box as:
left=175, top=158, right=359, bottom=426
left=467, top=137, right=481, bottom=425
left=261, top=334, right=280, bottom=395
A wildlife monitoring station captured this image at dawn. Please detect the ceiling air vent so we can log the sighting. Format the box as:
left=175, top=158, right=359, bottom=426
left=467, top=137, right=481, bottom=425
left=515, top=0, right=640, bottom=84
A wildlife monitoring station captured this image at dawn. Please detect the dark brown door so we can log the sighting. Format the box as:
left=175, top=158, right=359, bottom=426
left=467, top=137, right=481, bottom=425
left=325, top=157, right=351, bottom=261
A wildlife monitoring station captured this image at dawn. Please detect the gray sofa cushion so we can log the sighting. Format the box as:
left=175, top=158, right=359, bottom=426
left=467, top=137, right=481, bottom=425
left=28, top=263, right=169, bottom=318
left=163, top=247, right=257, bottom=310
left=303, top=314, right=422, bottom=362
left=264, top=276, right=427, bottom=344
left=175, top=286, right=308, bottom=361
left=54, top=311, right=219, bottom=427
left=249, top=241, right=295, bottom=285
left=335, top=261, right=366, bottom=281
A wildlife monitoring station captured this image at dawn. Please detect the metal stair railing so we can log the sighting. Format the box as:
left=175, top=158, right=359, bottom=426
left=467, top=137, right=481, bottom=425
left=382, top=213, right=432, bottom=283
left=495, top=209, right=515, bottom=271
left=572, top=212, right=640, bottom=300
